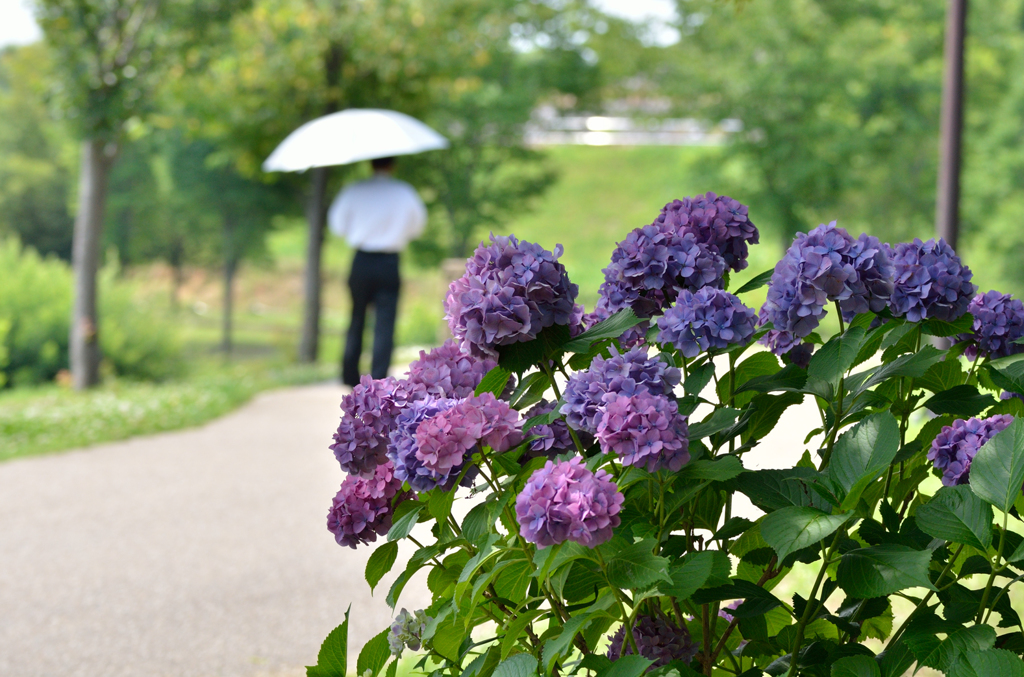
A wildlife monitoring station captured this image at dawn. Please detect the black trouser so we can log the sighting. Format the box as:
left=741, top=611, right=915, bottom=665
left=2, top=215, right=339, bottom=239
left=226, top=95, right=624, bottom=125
left=342, top=250, right=400, bottom=386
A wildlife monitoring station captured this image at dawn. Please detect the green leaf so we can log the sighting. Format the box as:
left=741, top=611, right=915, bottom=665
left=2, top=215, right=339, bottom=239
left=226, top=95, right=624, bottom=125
left=522, top=409, right=560, bottom=433
left=948, top=649, right=1024, bottom=677
left=828, top=412, right=900, bottom=510
left=563, top=308, right=642, bottom=353
left=603, top=540, right=672, bottom=589
left=969, top=417, right=1024, bottom=513
left=365, top=542, right=399, bottom=593
left=431, top=616, right=465, bottom=662
left=734, top=362, right=807, bottom=395
left=542, top=598, right=613, bottom=675
left=808, top=326, right=867, bottom=388
left=356, top=629, right=391, bottom=677
left=734, top=467, right=832, bottom=512
left=831, top=655, right=881, bottom=677
left=683, top=362, right=716, bottom=396
left=743, top=392, right=805, bottom=443
left=429, top=488, right=457, bottom=529
left=687, top=408, right=740, bottom=440
left=915, top=485, right=993, bottom=550
left=493, top=652, right=539, bottom=677
left=836, top=545, right=936, bottom=598
left=912, top=624, right=996, bottom=671
left=921, top=314, right=974, bottom=337
left=387, top=504, right=423, bottom=542
left=733, top=268, right=774, bottom=294
left=663, top=550, right=732, bottom=600
left=851, top=345, right=945, bottom=395
left=476, top=366, right=511, bottom=397
left=306, top=608, right=349, bottom=677
left=761, top=506, right=854, bottom=563
left=678, top=456, right=744, bottom=482
left=986, top=358, right=1024, bottom=395
left=599, top=655, right=654, bottom=677
left=510, top=371, right=549, bottom=409
left=501, top=609, right=545, bottom=659
left=918, top=358, right=967, bottom=394
left=923, top=385, right=996, bottom=417
left=462, top=502, right=493, bottom=543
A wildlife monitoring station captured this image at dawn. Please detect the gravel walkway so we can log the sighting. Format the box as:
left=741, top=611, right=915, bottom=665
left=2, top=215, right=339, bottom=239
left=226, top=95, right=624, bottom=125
left=0, top=383, right=429, bottom=677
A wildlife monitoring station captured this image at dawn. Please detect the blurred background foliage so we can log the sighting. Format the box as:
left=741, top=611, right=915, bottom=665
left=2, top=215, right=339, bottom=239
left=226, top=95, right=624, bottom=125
left=4, top=0, right=1024, bottom=449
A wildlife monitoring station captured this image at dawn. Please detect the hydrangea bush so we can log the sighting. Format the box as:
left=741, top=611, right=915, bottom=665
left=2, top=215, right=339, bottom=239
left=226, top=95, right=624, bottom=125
left=309, top=196, right=1024, bottom=677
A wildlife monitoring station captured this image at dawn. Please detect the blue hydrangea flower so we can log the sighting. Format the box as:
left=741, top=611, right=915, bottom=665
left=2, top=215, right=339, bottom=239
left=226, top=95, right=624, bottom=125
left=928, top=415, right=1013, bottom=486
left=560, top=345, right=681, bottom=434
left=607, top=614, right=699, bottom=668
left=759, top=222, right=894, bottom=354
left=444, top=234, right=579, bottom=359
left=406, top=339, right=499, bottom=399
left=657, top=287, right=757, bottom=357
left=331, top=376, right=426, bottom=477
left=523, top=399, right=578, bottom=457
left=598, top=224, right=726, bottom=319
left=955, top=291, right=1024, bottom=360
left=889, top=238, right=975, bottom=323
left=655, top=192, right=759, bottom=272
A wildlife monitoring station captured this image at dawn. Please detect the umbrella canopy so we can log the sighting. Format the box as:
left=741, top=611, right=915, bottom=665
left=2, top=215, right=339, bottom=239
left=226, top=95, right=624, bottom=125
left=262, top=108, right=449, bottom=173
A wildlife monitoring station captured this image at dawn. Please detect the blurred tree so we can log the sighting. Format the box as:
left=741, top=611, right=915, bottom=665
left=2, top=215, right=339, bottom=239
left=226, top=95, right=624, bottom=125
left=0, top=45, right=76, bottom=260
left=35, top=0, right=250, bottom=389
left=666, top=0, right=946, bottom=244
left=183, top=0, right=606, bottom=362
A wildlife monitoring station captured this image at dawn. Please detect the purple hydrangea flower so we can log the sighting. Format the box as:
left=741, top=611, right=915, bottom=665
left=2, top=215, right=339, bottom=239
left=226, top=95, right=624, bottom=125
left=406, top=339, right=499, bottom=399
left=596, top=390, right=690, bottom=472
left=414, top=393, right=523, bottom=476
left=388, top=396, right=461, bottom=492
left=327, top=461, right=410, bottom=549
left=523, top=400, right=577, bottom=456
left=389, top=608, right=431, bottom=656
left=655, top=193, right=760, bottom=272
left=444, top=234, right=579, bottom=359
left=718, top=600, right=742, bottom=623
left=515, top=456, right=623, bottom=547
left=787, top=342, right=815, bottom=369
left=331, top=376, right=426, bottom=477
left=606, top=614, right=699, bottom=668
left=657, top=287, right=757, bottom=357
left=598, top=225, right=726, bottom=320
left=928, top=415, right=1013, bottom=486
left=759, top=222, right=894, bottom=354
left=890, top=238, right=976, bottom=323
left=956, top=291, right=1024, bottom=360
left=561, top=345, right=681, bottom=434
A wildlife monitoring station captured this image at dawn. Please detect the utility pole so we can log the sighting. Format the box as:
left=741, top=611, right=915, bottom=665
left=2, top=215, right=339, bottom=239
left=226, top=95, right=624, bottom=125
left=936, top=0, right=967, bottom=250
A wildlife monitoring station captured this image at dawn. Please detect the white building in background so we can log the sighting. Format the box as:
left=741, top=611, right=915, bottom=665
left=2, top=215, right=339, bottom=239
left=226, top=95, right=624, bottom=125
left=525, top=106, right=742, bottom=147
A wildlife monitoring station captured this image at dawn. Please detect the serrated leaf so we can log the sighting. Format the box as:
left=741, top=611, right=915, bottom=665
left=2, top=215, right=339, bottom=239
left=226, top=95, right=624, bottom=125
left=600, top=654, right=654, bottom=677
left=493, top=652, right=538, bottom=677
left=761, top=506, right=854, bottom=563
left=663, top=550, right=731, bottom=600
left=563, top=308, right=642, bottom=353
left=462, top=502, right=493, bottom=543
left=923, top=385, right=996, bottom=417
left=986, top=358, right=1024, bottom=396
left=603, top=540, right=672, bottom=590
left=734, top=268, right=774, bottom=295
left=808, top=326, right=867, bottom=388
left=851, top=346, right=945, bottom=395
left=831, top=655, right=880, bottom=677
left=476, top=366, right=512, bottom=397
left=969, top=417, right=1024, bottom=513
left=915, top=485, right=993, bottom=550
left=734, top=362, right=807, bottom=395
left=356, top=629, right=391, bottom=677
left=836, top=545, right=936, bottom=598
left=918, top=358, right=967, bottom=394
left=683, top=362, right=716, bottom=396
left=922, top=314, right=974, bottom=337
left=828, top=412, right=900, bottom=510
left=688, top=408, right=740, bottom=440
left=678, top=455, right=744, bottom=481
left=387, top=504, right=423, bottom=542
left=365, top=542, right=399, bottom=593
left=949, top=648, right=1024, bottom=677
left=307, top=608, right=349, bottom=677
left=501, top=609, right=545, bottom=660
left=743, top=391, right=805, bottom=443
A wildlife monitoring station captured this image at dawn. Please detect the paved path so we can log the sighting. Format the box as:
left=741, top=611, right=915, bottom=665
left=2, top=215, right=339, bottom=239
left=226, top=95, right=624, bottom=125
left=0, top=383, right=429, bottom=677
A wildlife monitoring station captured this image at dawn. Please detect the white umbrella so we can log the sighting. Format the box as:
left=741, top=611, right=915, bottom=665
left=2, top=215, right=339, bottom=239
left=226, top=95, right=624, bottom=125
left=262, top=108, right=449, bottom=172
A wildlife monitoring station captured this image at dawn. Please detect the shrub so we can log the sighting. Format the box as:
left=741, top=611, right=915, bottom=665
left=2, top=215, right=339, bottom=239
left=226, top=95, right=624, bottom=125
left=0, top=238, right=182, bottom=386
left=312, top=199, right=1024, bottom=677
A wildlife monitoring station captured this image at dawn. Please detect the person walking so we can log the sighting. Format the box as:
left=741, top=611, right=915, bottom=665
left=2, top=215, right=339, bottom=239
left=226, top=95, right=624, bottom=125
left=328, top=156, right=427, bottom=386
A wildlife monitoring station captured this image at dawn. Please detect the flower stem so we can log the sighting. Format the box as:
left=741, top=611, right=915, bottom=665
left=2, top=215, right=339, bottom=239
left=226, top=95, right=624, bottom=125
left=786, top=530, right=843, bottom=677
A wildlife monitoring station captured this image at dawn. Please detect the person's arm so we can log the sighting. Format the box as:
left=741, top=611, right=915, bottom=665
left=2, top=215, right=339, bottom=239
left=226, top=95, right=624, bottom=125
left=406, top=190, right=428, bottom=241
left=327, top=189, right=350, bottom=238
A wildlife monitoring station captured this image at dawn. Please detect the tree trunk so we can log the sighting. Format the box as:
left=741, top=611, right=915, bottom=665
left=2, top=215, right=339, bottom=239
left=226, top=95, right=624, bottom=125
left=298, top=165, right=329, bottom=362
left=70, top=138, right=115, bottom=391
left=222, top=216, right=236, bottom=356
left=936, top=0, right=968, bottom=250
left=297, top=42, right=344, bottom=364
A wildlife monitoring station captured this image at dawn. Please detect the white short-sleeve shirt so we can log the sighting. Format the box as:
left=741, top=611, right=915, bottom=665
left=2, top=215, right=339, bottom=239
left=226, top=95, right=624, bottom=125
left=327, top=174, right=427, bottom=252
